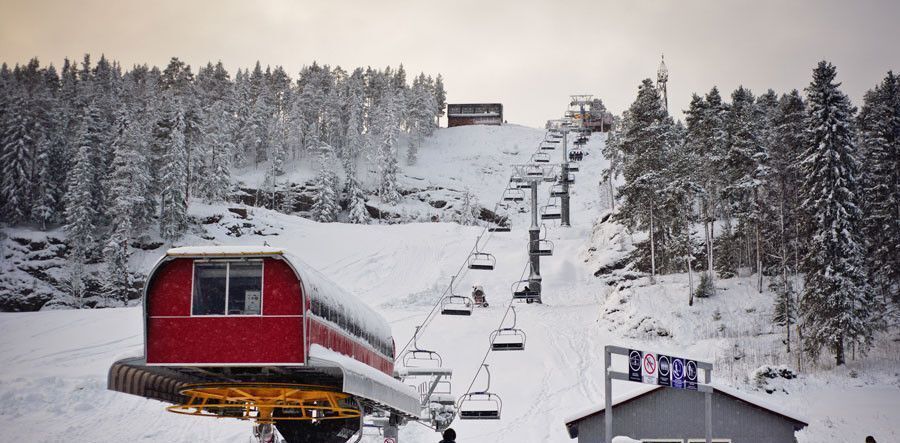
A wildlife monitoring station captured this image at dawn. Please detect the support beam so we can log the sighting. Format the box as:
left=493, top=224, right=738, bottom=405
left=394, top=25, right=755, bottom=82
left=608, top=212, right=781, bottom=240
left=561, top=129, right=571, bottom=227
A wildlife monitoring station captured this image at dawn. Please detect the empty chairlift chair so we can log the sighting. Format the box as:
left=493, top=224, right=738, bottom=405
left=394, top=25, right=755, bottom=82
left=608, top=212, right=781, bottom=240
left=457, top=364, right=502, bottom=420
left=502, top=188, right=525, bottom=203
left=440, top=276, right=474, bottom=316
left=529, top=227, right=554, bottom=256
left=540, top=142, right=556, bottom=151
left=550, top=183, right=567, bottom=198
left=467, top=237, right=496, bottom=271
left=402, top=326, right=443, bottom=368
left=489, top=307, right=526, bottom=351
left=531, top=152, right=550, bottom=163
left=523, top=164, right=543, bottom=178
left=541, top=201, right=562, bottom=220
left=488, top=208, right=511, bottom=232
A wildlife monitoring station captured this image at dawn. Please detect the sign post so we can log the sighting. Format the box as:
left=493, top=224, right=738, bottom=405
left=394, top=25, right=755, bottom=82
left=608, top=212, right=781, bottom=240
left=604, top=345, right=713, bottom=443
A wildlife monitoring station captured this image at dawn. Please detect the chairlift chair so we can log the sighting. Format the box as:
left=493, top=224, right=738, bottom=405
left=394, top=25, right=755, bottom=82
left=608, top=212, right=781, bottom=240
left=524, top=164, right=544, bottom=178
left=468, top=252, right=496, bottom=271
left=402, top=326, right=443, bottom=368
left=540, top=143, right=556, bottom=151
left=566, top=163, right=579, bottom=172
left=489, top=307, right=526, bottom=351
left=467, top=235, right=495, bottom=270
left=540, top=202, right=562, bottom=220
left=502, top=188, right=525, bottom=203
left=440, top=276, right=474, bottom=316
left=531, top=152, right=550, bottom=164
left=457, top=365, right=502, bottom=420
left=564, top=173, right=575, bottom=184
left=511, top=279, right=541, bottom=302
left=488, top=223, right=511, bottom=233
left=550, top=184, right=567, bottom=198
left=421, top=379, right=455, bottom=406
left=529, top=238, right=554, bottom=256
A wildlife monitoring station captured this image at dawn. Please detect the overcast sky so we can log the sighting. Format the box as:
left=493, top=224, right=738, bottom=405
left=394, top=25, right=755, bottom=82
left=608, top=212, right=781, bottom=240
left=1, top=0, right=898, bottom=126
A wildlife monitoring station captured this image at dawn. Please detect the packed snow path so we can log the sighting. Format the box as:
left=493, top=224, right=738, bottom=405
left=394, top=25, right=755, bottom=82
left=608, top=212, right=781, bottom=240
left=0, top=126, right=897, bottom=443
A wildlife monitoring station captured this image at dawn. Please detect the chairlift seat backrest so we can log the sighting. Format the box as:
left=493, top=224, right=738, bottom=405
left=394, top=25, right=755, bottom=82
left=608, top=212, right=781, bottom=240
left=441, top=295, right=473, bottom=316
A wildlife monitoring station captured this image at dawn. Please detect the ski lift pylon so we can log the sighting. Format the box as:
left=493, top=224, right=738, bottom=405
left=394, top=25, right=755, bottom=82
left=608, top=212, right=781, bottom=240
left=457, top=364, right=502, bottom=420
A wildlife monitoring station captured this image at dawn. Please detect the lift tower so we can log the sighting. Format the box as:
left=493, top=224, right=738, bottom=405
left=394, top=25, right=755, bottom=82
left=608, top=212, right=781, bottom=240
left=511, top=163, right=559, bottom=303
left=547, top=120, right=573, bottom=227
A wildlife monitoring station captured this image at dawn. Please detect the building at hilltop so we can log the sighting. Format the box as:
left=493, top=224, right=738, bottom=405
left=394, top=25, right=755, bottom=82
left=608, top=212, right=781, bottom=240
left=447, top=103, right=503, bottom=127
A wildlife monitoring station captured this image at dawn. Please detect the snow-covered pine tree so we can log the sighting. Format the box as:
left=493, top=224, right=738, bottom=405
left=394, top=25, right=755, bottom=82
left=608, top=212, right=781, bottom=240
left=157, top=96, right=189, bottom=241
left=857, top=71, right=900, bottom=307
left=772, top=277, right=798, bottom=352
left=118, top=111, right=154, bottom=237
left=434, top=74, right=447, bottom=126
left=310, top=143, right=340, bottom=223
left=457, top=188, right=478, bottom=226
left=723, top=87, right=769, bottom=287
left=799, top=61, right=879, bottom=365
left=1, top=89, right=32, bottom=223
left=347, top=173, right=369, bottom=224
left=376, top=89, right=401, bottom=205
left=344, top=68, right=366, bottom=175
left=770, top=90, right=806, bottom=318
left=65, top=102, right=103, bottom=261
left=196, top=99, right=235, bottom=202
left=600, top=113, right=626, bottom=211
left=616, top=79, right=677, bottom=277
left=103, top=119, right=136, bottom=304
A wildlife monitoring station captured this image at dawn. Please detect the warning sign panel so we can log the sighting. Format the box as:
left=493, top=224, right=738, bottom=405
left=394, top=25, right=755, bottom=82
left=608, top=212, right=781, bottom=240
left=685, top=359, right=698, bottom=391
left=671, top=357, right=685, bottom=389
left=621, top=348, right=705, bottom=391
left=628, top=349, right=643, bottom=383
left=656, top=354, right=671, bottom=387
left=641, top=352, right=657, bottom=385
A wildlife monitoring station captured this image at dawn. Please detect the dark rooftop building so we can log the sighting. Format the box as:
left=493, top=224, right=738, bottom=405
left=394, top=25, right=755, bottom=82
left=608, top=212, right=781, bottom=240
left=447, top=103, right=503, bottom=127
left=564, top=384, right=808, bottom=443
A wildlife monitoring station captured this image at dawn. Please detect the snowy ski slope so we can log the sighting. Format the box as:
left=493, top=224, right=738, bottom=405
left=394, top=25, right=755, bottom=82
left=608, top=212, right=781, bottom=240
left=0, top=125, right=897, bottom=443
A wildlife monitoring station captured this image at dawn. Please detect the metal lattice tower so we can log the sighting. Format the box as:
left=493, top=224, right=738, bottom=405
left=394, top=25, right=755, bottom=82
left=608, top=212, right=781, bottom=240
left=657, top=54, right=669, bottom=112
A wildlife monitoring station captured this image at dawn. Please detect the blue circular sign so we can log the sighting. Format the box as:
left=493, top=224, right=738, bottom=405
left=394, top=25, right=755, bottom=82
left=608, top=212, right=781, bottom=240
left=672, top=358, right=684, bottom=379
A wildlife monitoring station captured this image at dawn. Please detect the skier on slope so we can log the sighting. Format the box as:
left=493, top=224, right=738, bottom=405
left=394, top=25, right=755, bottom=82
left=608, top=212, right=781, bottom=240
left=438, top=428, right=457, bottom=443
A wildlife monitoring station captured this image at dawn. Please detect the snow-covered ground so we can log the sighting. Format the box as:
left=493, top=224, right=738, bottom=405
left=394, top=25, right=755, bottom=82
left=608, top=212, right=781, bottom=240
left=0, top=125, right=898, bottom=443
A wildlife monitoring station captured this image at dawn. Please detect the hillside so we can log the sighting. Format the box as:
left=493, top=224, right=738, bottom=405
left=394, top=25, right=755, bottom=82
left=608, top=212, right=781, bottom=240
left=0, top=125, right=898, bottom=443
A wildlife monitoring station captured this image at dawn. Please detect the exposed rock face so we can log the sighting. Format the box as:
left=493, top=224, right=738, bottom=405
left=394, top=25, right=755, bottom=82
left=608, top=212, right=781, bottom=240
left=1, top=233, right=69, bottom=311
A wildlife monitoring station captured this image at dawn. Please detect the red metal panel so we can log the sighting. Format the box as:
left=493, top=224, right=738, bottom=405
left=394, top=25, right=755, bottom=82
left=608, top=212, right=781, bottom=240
left=263, top=258, right=302, bottom=315
left=147, top=316, right=303, bottom=364
left=146, top=257, right=304, bottom=365
left=147, top=259, right=192, bottom=317
left=307, top=318, right=393, bottom=375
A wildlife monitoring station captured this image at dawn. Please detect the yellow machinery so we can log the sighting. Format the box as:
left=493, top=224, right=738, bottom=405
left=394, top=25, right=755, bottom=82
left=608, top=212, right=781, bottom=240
left=166, top=383, right=361, bottom=424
